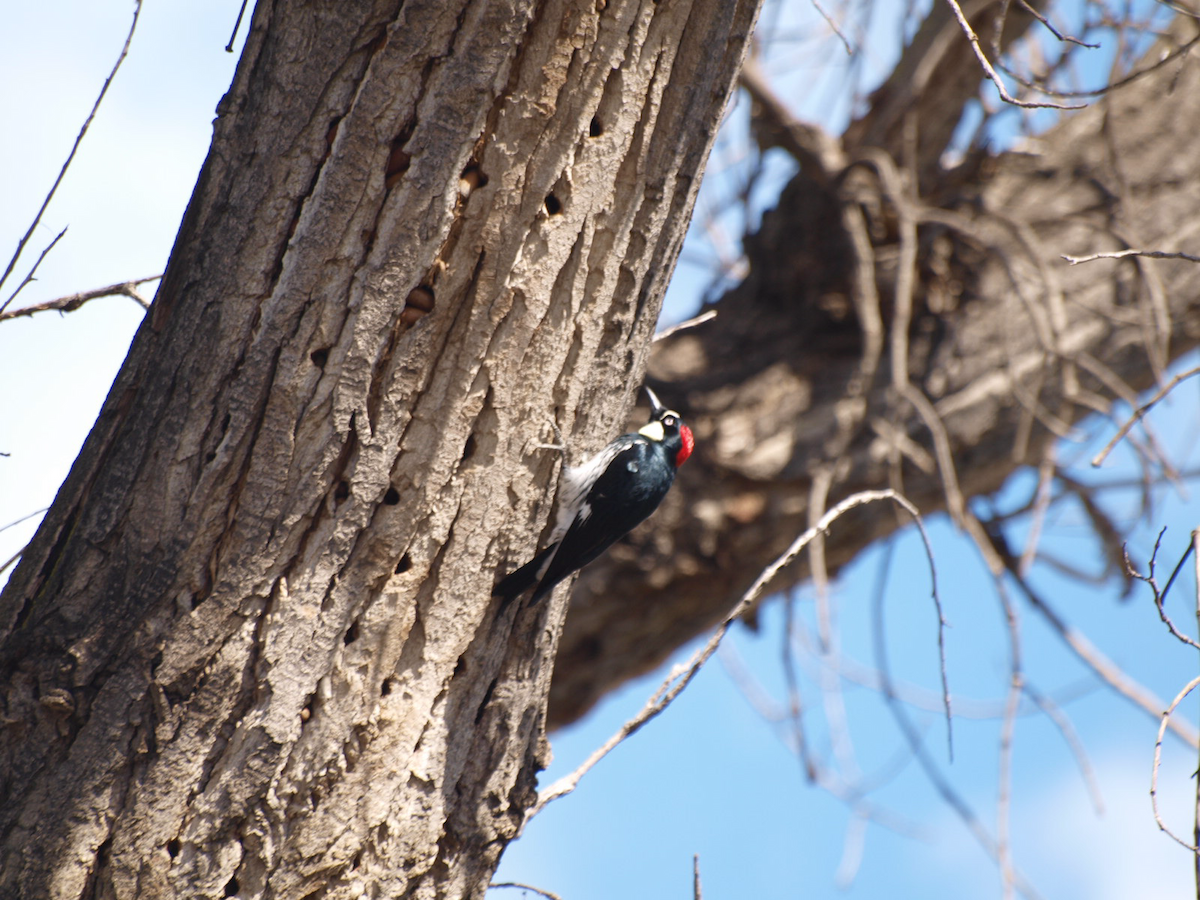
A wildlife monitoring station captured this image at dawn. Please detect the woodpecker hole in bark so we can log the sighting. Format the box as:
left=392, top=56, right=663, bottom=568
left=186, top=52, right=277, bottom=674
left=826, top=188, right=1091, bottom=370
left=323, top=116, right=342, bottom=153
left=385, top=121, right=416, bottom=189
left=475, top=677, right=499, bottom=724
left=404, top=285, right=435, bottom=311
left=459, top=163, right=487, bottom=197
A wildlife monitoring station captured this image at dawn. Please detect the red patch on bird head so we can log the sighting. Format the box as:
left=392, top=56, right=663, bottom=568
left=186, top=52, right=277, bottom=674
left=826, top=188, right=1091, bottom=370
left=676, top=423, right=694, bottom=466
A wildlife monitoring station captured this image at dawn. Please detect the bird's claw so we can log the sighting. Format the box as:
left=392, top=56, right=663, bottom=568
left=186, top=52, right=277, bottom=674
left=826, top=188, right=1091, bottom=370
left=533, top=418, right=568, bottom=465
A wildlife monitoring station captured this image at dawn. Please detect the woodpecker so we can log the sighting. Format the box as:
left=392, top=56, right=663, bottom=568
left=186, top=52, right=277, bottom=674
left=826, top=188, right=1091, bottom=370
left=495, top=387, right=694, bottom=605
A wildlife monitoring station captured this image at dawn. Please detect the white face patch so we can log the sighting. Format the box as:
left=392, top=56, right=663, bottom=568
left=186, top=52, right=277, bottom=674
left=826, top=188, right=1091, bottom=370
left=638, top=420, right=666, bottom=442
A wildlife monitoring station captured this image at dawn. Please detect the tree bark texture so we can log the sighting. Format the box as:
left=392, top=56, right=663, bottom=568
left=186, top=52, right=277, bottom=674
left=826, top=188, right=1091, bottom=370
left=0, top=1, right=760, bottom=897
left=549, top=13, right=1200, bottom=725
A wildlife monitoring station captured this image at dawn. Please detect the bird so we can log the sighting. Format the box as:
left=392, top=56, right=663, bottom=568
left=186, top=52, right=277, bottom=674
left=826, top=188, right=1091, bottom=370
left=494, top=386, right=694, bottom=605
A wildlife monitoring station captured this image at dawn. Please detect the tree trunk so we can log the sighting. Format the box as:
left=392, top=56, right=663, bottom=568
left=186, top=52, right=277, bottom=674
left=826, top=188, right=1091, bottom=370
left=549, top=12, right=1200, bottom=725
left=0, top=1, right=760, bottom=897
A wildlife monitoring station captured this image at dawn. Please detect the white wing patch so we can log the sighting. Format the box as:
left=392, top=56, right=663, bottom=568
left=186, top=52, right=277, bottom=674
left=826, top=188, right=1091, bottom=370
left=549, top=439, right=639, bottom=543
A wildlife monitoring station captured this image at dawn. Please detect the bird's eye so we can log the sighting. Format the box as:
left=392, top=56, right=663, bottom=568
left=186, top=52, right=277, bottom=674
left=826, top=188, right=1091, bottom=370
left=664, top=415, right=677, bottom=427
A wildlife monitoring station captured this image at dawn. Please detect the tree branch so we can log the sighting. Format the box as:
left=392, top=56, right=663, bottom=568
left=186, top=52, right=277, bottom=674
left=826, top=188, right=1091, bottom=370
left=549, top=18, right=1200, bottom=728
left=533, top=490, right=939, bottom=817
left=0, top=276, right=159, bottom=322
left=0, top=2, right=141, bottom=305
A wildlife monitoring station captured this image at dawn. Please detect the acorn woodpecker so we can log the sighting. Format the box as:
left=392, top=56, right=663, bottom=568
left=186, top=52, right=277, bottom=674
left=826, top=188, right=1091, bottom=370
left=495, top=387, right=694, bottom=605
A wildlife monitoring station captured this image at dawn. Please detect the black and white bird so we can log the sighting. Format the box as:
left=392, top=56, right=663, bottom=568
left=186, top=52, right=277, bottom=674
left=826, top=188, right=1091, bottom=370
left=495, top=387, right=694, bottom=605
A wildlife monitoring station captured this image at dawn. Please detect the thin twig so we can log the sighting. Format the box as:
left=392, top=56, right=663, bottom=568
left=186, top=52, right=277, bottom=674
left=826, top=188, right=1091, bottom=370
left=808, top=470, right=865, bottom=785
left=1092, top=365, right=1200, bottom=467
left=0, top=275, right=160, bottom=322
left=0, top=547, right=26, bottom=578
left=1151, top=675, right=1200, bottom=852
left=526, top=489, right=939, bottom=822
left=0, top=1, right=142, bottom=304
left=1012, top=32, right=1200, bottom=100
left=2, top=227, right=67, bottom=312
left=780, top=588, right=817, bottom=781
left=995, top=578, right=1023, bottom=900
left=1004, top=552, right=1198, bottom=747
left=1017, top=0, right=1100, bottom=48
left=809, top=0, right=854, bottom=55
left=1063, top=249, right=1200, bottom=266
left=1125, top=531, right=1200, bottom=651
left=872, top=543, right=1044, bottom=900
left=489, top=883, right=563, bottom=900
left=942, top=0, right=1085, bottom=110
left=1022, top=682, right=1105, bottom=814
left=1193, top=529, right=1200, bottom=900
left=693, top=854, right=703, bottom=900
left=653, top=309, right=716, bottom=342
left=1018, top=450, right=1056, bottom=575
left=225, top=0, right=251, bottom=52
left=834, top=813, right=868, bottom=889
left=0, top=508, right=49, bottom=578
left=722, top=622, right=928, bottom=839
left=0, top=507, right=50, bottom=535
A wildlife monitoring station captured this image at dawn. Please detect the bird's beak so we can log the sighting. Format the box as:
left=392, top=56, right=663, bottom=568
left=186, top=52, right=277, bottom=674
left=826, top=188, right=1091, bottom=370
left=644, top=385, right=666, bottom=417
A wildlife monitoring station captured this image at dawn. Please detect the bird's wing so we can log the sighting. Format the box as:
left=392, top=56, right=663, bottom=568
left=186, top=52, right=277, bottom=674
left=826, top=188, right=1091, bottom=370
left=533, top=441, right=666, bottom=599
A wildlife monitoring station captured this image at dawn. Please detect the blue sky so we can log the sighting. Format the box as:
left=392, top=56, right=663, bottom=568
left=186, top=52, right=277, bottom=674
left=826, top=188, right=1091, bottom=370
left=2, top=3, right=1197, bottom=899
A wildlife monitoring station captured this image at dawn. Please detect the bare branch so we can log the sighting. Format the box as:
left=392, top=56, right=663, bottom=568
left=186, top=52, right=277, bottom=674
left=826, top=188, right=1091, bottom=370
left=528, top=490, right=940, bottom=821
left=1003, top=31, right=1200, bottom=101
left=1000, top=546, right=1198, bottom=747
left=0, top=508, right=50, bottom=536
left=1018, top=451, right=1056, bottom=575
left=1063, top=249, right=1200, bottom=265
left=1194, top=529, right=1200, bottom=900
left=1125, top=531, right=1200, bottom=651
left=225, top=0, right=251, bottom=52
left=0, top=548, right=25, bottom=579
left=1022, top=682, right=1105, bottom=814
left=720, top=628, right=929, bottom=840
left=1152, top=674, right=1200, bottom=851
left=1, top=227, right=67, bottom=312
left=872, top=546, right=1043, bottom=900
left=996, top=578, right=1023, bottom=900
left=1092, top=365, right=1200, bottom=467
left=0, top=276, right=160, bottom=322
left=489, top=883, right=563, bottom=900
left=942, top=0, right=1085, bottom=110
left=0, top=1, right=142, bottom=302
left=1016, top=0, right=1100, bottom=48
left=653, top=309, right=716, bottom=342
left=800, top=0, right=853, bottom=55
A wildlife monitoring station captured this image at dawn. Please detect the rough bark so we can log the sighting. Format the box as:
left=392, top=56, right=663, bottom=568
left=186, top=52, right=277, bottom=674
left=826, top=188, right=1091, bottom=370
left=0, top=1, right=760, bottom=897
left=549, top=14, right=1200, bottom=726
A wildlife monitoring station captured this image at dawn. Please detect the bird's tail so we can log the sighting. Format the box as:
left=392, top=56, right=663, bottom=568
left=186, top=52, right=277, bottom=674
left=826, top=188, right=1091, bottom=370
left=493, top=543, right=558, bottom=604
